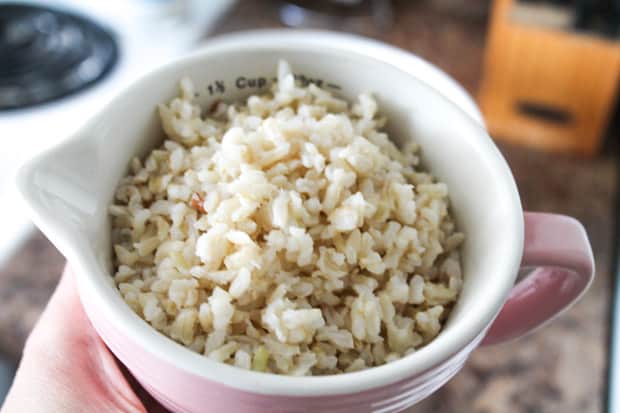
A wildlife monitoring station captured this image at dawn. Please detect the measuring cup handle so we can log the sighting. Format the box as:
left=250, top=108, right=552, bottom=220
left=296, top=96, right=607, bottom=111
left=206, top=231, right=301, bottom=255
left=482, top=212, right=595, bottom=345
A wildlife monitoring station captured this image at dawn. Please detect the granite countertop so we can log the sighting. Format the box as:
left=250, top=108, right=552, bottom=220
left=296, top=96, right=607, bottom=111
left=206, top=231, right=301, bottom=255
left=0, top=1, right=616, bottom=412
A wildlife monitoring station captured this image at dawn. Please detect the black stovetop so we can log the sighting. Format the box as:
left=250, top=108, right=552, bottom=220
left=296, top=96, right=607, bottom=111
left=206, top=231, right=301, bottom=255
left=0, top=4, right=118, bottom=110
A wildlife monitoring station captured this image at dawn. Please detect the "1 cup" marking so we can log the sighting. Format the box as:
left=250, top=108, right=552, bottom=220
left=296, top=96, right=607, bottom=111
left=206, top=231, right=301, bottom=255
left=203, top=75, right=342, bottom=96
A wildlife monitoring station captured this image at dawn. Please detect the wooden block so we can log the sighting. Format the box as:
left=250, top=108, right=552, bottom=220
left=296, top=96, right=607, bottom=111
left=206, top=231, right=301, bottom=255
left=478, top=0, right=620, bottom=156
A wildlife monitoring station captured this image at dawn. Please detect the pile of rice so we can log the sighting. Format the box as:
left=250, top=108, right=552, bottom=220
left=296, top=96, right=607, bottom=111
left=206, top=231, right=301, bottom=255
left=110, top=61, right=463, bottom=376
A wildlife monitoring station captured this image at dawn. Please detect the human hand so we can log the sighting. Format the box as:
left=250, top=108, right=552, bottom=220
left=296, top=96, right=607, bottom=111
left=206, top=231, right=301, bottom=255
left=1, top=266, right=166, bottom=413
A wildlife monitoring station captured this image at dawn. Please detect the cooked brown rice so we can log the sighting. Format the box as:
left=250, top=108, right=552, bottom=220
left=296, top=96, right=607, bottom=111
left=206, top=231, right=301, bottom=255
left=110, top=61, right=464, bottom=376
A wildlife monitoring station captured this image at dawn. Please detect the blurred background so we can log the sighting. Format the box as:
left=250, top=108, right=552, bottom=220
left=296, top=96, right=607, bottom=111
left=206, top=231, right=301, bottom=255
left=0, top=0, right=618, bottom=412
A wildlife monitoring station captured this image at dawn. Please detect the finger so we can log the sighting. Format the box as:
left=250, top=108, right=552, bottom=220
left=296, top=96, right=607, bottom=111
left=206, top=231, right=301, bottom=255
left=24, top=266, right=82, bottom=343
left=1, top=265, right=147, bottom=413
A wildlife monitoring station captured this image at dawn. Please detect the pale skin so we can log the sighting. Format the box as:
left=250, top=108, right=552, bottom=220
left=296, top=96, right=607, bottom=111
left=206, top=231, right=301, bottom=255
left=1, top=267, right=166, bottom=413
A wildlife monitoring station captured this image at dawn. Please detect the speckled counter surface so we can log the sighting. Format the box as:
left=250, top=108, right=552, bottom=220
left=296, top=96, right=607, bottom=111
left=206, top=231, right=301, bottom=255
left=0, top=1, right=616, bottom=412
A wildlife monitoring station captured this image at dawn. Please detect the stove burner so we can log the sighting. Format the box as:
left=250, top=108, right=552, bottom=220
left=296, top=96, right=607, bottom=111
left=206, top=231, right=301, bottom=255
left=0, top=4, right=118, bottom=110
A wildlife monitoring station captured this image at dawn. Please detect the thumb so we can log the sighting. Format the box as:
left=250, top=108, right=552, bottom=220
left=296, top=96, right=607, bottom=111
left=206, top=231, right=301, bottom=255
left=1, top=266, right=146, bottom=413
